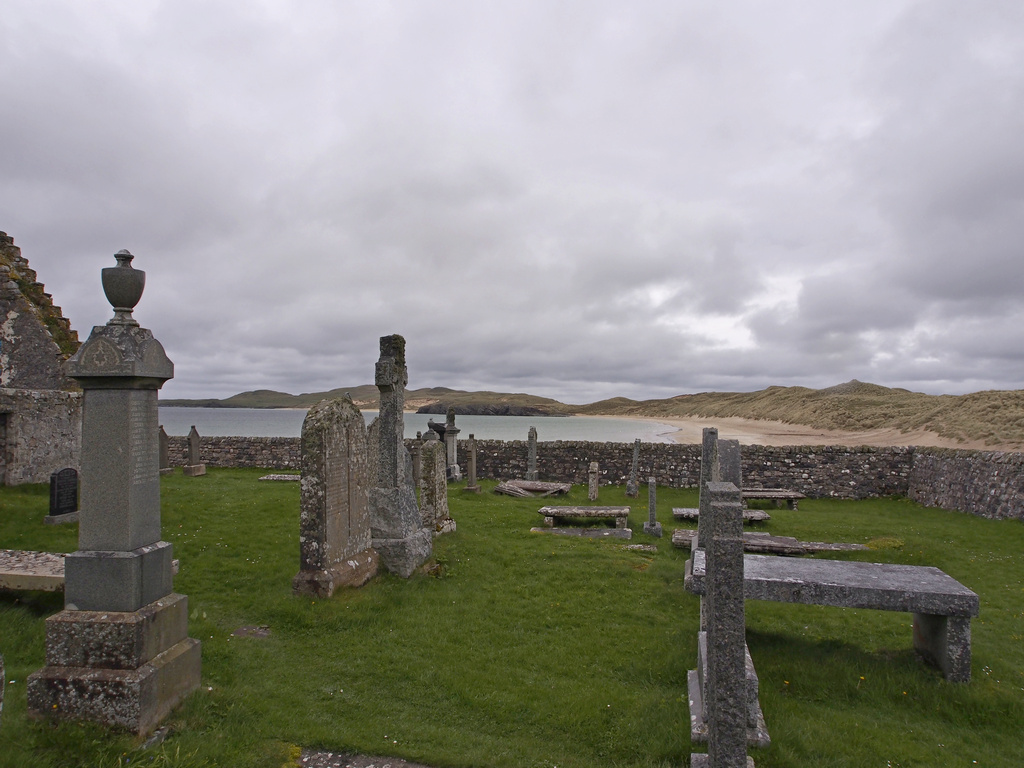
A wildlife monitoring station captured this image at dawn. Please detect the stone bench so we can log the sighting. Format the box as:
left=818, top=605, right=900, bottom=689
left=538, top=506, right=630, bottom=529
left=685, top=551, right=979, bottom=682
left=742, top=488, right=806, bottom=509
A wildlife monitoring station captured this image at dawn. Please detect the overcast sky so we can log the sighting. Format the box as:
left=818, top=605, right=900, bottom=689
left=3, top=1, right=1023, bottom=403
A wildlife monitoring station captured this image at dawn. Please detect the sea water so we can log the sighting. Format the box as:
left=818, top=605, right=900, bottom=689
left=158, top=407, right=679, bottom=443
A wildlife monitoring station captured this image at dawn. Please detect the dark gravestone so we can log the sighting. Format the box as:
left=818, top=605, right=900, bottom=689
left=47, top=467, right=79, bottom=524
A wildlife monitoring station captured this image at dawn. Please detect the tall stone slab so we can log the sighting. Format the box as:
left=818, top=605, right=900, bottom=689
left=158, top=425, right=172, bottom=475
left=526, top=426, right=538, bottom=480
left=625, top=438, right=641, bottom=498
left=696, top=428, right=720, bottom=552
left=182, top=425, right=206, bottom=476
left=368, top=335, right=431, bottom=577
left=718, top=439, right=742, bottom=489
left=420, top=439, right=454, bottom=534
left=644, top=476, right=662, bottom=537
left=444, top=406, right=461, bottom=481
left=463, top=433, right=481, bottom=493
left=27, top=250, right=200, bottom=735
left=293, top=397, right=378, bottom=596
left=588, top=461, right=600, bottom=501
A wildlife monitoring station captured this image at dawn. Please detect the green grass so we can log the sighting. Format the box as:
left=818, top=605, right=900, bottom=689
left=1, top=471, right=1022, bottom=767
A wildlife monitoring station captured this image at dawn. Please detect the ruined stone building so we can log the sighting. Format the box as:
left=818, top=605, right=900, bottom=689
left=0, top=232, right=82, bottom=484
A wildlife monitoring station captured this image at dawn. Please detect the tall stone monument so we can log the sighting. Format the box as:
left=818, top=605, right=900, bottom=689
left=443, top=406, right=461, bottom=481
left=182, top=425, right=206, bottom=476
left=293, top=397, right=378, bottom=596
left=588, top=461, right=600, bottom=501
left=368, top=335, right=432, bottom=578
left=27, top=250, right=200, bottom=735
left=463, top=433, right=481, bottom=493
left=644, top=476, right=662, bottom=537
left=526, top=426, right=538, bottom=481
left=625, top=438, right=641, bottom=498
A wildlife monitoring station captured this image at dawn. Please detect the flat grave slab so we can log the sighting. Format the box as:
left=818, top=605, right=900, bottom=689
left=673, top=507, right=771, bottom=523
left=742, top=488, right=806, bottom=509
left=0, top=549, right=65, bottom=591
left=530, top=526, right=633, bottom=540
left=671, top=529, right=867, bottom=555
left=538, top=505, right=631, bottom=529
left=495, top=480, right=571, bottom=497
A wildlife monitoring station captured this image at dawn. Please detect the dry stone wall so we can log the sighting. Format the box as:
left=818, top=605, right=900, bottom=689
left=163, top=434, right=1024, bottom=521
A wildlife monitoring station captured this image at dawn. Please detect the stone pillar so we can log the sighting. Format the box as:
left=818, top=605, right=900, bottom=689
left=158, top=425, right=172, bottom=475
left=588, top=461, right=599, bottom=501
left=293, top=397, right=378, bottom=596
left=368, top=335, right=431, bottom=578
left=697, top=481, right=749, bottom=768
left=718, top=439, right=742, bottom=489
left=526, top=426, right=538, bottom=480
left=644, top=476, right=662, bottom=537
left=463, top=434, right=481, bottom=493
left=420, top=439, right=454, bottom=534
left=625, top=438, right=640, bottom=498
left=696, top=428, right=719, bottom=551
left=182, top=425, right=206, bottom=476
left=443, top=407, right=461, bottom=482
left=27, top=250, right=200, bottom=736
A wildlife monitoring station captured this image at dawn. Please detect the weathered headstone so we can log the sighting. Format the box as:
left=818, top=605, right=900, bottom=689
left=27, top=250, right=200, bottom=735
left=46, top=467, right=79, bottom=525
left=644, top=476, right=662, bottom=537
left=368, top=334, right=432, bottom=578
left=691, top=481, right=752, bottom=768
left=158, top=425, right=173, bottom=475
left=625, top=438, right=640, bottom=498
left=588, top=461, right=599, bottom=501
left=182, top=425, right=206, bottom=476
left=293, top=397, right=378, bottom=596
left=463, top=433, right=481, bottom=493
left=526, top=426, right=538, bottom=481
left=420, top=439, right=454, bottom=534
left=444, top=406, right=461, bottom=481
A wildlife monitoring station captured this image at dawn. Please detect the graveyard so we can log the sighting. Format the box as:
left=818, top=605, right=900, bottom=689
left=1, top=470, right=1022, bottom=767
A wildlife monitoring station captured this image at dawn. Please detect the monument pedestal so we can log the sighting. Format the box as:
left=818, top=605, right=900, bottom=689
left=27, top=593, right=201, bottom=735
left=293, top=549, right=379, bottom=596
left=182, top=464, right=206, bottom=477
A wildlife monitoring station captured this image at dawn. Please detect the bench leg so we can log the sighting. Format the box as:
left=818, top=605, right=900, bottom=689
left=543, top=516, right=555, bottom=527
left=913, top=613, right=972, bottom=683
left=615, top=517, right=627, bottom=529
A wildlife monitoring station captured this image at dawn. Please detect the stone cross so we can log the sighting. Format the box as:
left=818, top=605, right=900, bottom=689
left=588, top=461, right=599, bottom=501
left=694, top=481, right=749, bottom=768
left=293, top=397, right=378, bottom=596
left=183, top=425, right=206, bottom=476
left=27, top=250, right=200, bottom=735
left=526, top=426, right=538, bottom=480
left=644, top=476, right=662, bottom=537
left=463, top=433, right=481, bottom=493
left=625, top=438, right=640, bottom=498
left=419, top=439, right=454, bottom=534
left=367, top=334, right=431, bottom=577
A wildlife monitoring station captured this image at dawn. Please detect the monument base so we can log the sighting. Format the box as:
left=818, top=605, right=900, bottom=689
left=182, top=464, right=206, bottom=477
left=462, top=484, right=481, bottom=494
left=373, top=528, right=432, bottom=578
left=159, top=468, right=174, bottom=476
left=643, top=521, right=664, bottom=538
left=434, top=519, right=457, bottom=535
left=44, top=511, right=79, bottom=526
left=292, top=549, right=379, bottom=596
left=27, top=593, right=201, bottom=736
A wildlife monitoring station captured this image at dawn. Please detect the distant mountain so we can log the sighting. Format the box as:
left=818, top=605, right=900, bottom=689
left=163, top=379, right=1024, bottom=446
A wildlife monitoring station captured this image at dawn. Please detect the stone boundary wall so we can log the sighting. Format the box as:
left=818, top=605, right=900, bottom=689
left=906, top=448, right=1024, bottom=520
left=0, top=388, right=81, bottom=485
left=165, top=435, right=1023, bottom=521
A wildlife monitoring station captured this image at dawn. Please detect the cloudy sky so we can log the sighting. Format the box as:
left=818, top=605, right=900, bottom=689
left=3, top=1, right=1023, bottom=403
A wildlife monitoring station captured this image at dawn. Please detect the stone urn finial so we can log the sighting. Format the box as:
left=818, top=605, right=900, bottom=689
left=102, top=250, right=146, bottom=326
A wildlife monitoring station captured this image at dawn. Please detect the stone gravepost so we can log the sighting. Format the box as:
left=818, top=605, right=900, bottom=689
left=158, top=425, right=172, bottom=475
left=695, top=428, right=720, bottom=552
left=463, top=433, right=481, bottom=493
left=27, top=250, right=200, bottom=735
left=588, top=461, right=600, bottom=501
left=419, top=439, right=454, bottom=534
left=444, top=406, right=461, bottom=481
left=182, top=425, right=206, bottom=476
left=293, top=397, right=378, bottom=596
left=625, top=438, right=640, bottom=498
left=644, top=476, right=662, bottom=537
left=46, top=467, right=79, bottom=525
left=691, top=481, right=750, bottom=768
left=368, top=335, right=432, bottom=578
left=526, top=426, right=538, bottom=480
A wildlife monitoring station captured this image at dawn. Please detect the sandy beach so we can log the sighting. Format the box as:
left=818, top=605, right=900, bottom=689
left=604, top=414, right=1001, bottom=450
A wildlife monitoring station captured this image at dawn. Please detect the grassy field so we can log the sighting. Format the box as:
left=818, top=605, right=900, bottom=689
left=1, top=470, right=1022, bottom=767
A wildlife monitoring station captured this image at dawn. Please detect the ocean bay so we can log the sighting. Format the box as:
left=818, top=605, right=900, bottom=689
left=158, top=407, right=679, bottom=443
